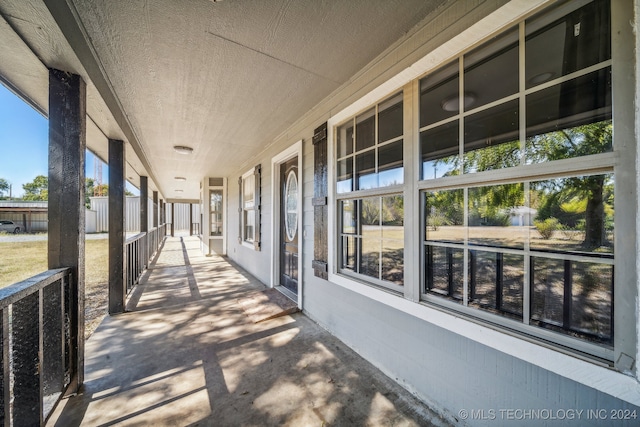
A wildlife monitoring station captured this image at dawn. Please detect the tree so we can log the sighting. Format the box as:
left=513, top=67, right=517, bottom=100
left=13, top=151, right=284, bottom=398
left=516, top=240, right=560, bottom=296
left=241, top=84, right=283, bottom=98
left=527, top=121, right=612, bottom=249
left=22, top=175, right=48, bottom=201
left=434, top=120, right=613, bottom=249
left=0, top=178, right=9, bottom=198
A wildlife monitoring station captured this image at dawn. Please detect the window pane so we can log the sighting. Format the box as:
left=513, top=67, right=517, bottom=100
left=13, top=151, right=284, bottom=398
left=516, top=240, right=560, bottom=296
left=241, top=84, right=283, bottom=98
left=341, top=199, right=357, bottom=234
left=525, top=0, right=611, bottom=89
left=469, top=250, right=523, bottom=320
left=378, top=140, right=403, bottom=187
left=356, top=150, right=376, bottom=190
left=530, top=256, right=613, bottom=345
left=382, top=244, right=403, bottom=286
left=378, top=92, right=403, bottom=143
left=464, top=27, right=518, bottom=110
left=244, top=210, right=254, bottom=242
left=531, top=257, right=565, bottom=327
left=360, top=238, right=380, bottom=279
left=571, top=261, right=612, bottom=344
left=425, top=245, right=463, bottom=302
left=337, top=121, right=354, bottom=158
left=356, top=108, right=375, bottom=152
left=341, top=236, right=357, bottom=271
left=382, top=195, right=403, bottom=240
left=337, top=158, right=353, bottom=194
left=468, top=183, right=525, bottom=249
left=360, top=198, right=380, bottom=278
left=243, top=176, right=254, bottom=206
left=526, top=69, right=611, bottom=159
left=425, top=189, right=464, bottom=243
left=421, top=120, right=459, bottom=179
left=420, top=61, right=459, bottom=127
left=530, top=174, right=614, bottom=254
left=464, top=99, right=520, bottom=173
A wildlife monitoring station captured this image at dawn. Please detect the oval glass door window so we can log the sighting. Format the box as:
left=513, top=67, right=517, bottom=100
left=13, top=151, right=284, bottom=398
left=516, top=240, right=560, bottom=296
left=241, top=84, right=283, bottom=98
left=285, top=170, right=298, bottom=241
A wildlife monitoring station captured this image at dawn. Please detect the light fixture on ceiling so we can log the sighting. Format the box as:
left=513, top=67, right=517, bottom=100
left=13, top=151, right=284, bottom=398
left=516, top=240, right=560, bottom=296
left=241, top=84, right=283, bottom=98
left=173, top=145, right=194, bottom=154
left=528, top=72, right=555, bottom=85
left=441, top=92, right=476, bottom=112
left=174, top=177, right=187, bottom=181
left=175, top=189, right=183, bottom=192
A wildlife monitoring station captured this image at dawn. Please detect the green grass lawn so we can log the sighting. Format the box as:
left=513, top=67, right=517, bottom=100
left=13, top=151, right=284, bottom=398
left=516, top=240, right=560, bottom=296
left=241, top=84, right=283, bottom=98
left=0, top=238, right=109, bottom=338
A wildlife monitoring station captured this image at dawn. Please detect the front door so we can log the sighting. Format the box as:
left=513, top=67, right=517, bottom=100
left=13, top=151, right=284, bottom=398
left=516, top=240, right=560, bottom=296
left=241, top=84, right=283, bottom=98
left=280, top=157, right=298, bottom=295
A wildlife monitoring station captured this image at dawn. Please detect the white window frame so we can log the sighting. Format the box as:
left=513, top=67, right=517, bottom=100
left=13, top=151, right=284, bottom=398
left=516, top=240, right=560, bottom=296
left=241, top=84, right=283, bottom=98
left=326, top=0, right=640, bottom=407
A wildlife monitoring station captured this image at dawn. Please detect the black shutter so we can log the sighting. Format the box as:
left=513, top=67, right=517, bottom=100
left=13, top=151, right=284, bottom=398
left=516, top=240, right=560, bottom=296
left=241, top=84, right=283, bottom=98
left=253, top=164, right=262, bottom=251
left=312, top=122, right=328, bottom=279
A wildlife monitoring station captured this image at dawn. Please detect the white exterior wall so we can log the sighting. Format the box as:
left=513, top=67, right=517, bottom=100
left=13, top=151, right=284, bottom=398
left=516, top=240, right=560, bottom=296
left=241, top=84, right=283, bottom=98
left=223, top=0, right=640, bottom=424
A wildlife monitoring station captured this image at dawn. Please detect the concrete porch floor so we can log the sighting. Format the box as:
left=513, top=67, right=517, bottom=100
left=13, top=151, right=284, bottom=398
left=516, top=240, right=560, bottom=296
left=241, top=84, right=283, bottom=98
left=47, top=236, right=450, bottom=426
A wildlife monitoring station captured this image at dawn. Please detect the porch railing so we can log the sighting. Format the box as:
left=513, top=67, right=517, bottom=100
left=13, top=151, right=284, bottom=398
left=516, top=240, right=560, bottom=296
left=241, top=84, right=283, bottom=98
left=0, top=268, right=76, bottom=425
left=125, top=224, right=166, bottom=294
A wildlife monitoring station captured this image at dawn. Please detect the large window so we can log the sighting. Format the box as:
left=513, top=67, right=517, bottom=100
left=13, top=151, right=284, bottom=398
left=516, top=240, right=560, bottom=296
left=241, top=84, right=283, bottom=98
left=420, top=0, right=613, bottom=357
left=336, top=92, right=404, bottom=290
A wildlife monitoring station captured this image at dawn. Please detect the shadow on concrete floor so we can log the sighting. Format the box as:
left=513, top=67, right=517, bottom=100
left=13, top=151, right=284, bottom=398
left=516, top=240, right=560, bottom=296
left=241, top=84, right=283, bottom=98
left=47, top=236, right=450, bottom=427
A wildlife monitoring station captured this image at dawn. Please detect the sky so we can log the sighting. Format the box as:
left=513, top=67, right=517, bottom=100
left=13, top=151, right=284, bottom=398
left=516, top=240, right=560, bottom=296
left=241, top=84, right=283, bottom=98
left=0, top=83, right=138, bottom=197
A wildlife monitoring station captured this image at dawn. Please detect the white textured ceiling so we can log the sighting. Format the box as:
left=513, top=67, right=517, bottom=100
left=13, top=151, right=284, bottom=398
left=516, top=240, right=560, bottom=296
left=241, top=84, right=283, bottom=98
left=0, top=0, right=445, bottom=200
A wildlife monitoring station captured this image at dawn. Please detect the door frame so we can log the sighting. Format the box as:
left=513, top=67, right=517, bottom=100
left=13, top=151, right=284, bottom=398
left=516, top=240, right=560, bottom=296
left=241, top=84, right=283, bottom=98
left=270, top=140, right=303, bottom=308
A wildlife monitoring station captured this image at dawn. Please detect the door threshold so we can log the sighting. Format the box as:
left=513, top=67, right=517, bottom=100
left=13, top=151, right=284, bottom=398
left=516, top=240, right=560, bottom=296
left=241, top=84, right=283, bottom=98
left=275, top=285, right=298, bottom=305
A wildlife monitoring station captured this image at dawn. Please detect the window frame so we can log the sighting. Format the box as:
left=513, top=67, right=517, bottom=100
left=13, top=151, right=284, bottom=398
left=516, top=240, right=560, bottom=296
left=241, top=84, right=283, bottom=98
left=326, top=0, right=637, bottom=384
left=417, top=2, right=615, bottom=361
left=334, top=92, right=406, bottom=292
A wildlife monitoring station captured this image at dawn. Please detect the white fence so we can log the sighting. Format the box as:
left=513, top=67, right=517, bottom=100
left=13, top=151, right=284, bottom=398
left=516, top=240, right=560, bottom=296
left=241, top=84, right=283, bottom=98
left=90, top=197, right=200, bottom=233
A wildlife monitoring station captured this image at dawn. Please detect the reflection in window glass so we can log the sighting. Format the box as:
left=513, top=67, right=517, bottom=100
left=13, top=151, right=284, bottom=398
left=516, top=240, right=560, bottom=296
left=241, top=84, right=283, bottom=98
left=525, top=0, right=611, bottom=89
left=464, top=27, right=518, bottom=110
left=526, top=69, right=612, bottom=162
left=421, top=120, right=459, bottom=179
left=469, top=251, right=523, bottom=320
left=378, top=92, right=403, bottom=143
left=356, top=150, right=376, bottom=190
left=425, top=245, right=464, bottom=302
left=530, top=257, right=612, bottom=345
left=468, top=183, right=525, bottom=249
left=338, top=196, right=403, bottom=288
left=420, top=61, right=459, bottom=127
left=337, top=122, right=354, bottom=158
left=424, top=189, right=464, bottom=243
left=356, top=108, right=375, bottom=152
left=381, top=195, right=403, bottom=285
left=337, top=158, right=353, bottom=194
left=464, top=99, right=520, bottom=173
left=378, top=140, right=403, bottom=187
left=530, top=174, right=614, bottom=253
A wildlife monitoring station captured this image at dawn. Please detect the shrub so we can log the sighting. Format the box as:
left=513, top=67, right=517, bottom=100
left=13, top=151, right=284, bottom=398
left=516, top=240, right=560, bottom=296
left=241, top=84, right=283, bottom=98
left=535, top=217, right=559, bottom=239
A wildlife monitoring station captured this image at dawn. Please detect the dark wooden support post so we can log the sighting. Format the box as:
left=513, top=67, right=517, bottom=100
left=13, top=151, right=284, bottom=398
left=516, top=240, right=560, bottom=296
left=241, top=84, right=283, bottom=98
left=153, top=191, right=158, bottom=228
left=159, top=199, right=164, bottom=224
left=171, top=203, right=175, bottom=237
left=48, top=68, right=86, bottom=390
left=140, top=176, right=149, bottom=268
left=140, top=176, right=148, bottom=234
left=189, top=203, right=194, bottom=236
left=108, top=139, right=126, bottom=315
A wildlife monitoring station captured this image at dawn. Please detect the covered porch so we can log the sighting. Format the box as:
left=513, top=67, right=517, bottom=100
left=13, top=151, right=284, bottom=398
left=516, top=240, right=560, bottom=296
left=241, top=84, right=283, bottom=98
left=47, top=235, right=447, bottom=426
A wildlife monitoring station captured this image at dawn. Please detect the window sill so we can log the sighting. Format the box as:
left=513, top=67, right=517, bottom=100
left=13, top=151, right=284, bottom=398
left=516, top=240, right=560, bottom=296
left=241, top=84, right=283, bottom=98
left=241, top=241, right=256, bottom=250
left=327, top=270, right=640, bottom=407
